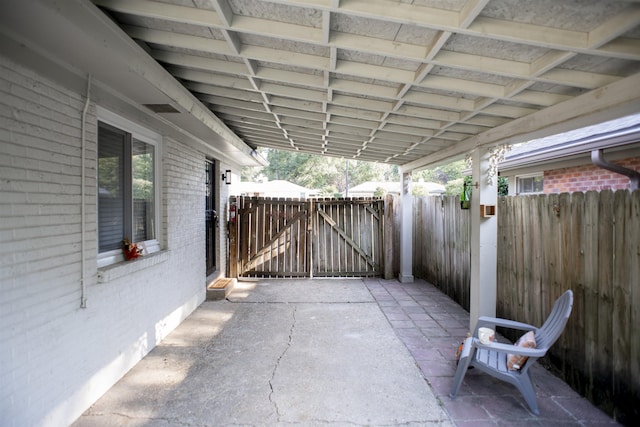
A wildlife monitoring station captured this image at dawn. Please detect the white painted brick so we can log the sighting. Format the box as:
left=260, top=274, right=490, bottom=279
left=1, top=53, right=211, bottom=427
left=0, top=142, right=28, bottom=164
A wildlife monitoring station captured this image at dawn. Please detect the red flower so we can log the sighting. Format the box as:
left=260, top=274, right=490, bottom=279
left=122, top=238, right=142, bottom=260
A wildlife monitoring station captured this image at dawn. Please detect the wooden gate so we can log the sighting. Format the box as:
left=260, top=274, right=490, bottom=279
left=312, top=198, right=383, bottom=277
left=234, top=197, right=309, bottom=277
left=230, top=196, right=384, bottom=278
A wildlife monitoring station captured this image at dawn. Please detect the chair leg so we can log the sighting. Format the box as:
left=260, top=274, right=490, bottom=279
left=515, top=371, right=539, bottom=415
left=450, top=338, right=474, bottom=399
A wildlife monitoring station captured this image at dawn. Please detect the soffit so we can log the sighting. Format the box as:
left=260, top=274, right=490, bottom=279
left=92, top=0, right=640, bottom=166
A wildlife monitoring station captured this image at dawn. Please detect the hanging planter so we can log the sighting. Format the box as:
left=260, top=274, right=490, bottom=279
left=460, top=181, right=470, bottom=210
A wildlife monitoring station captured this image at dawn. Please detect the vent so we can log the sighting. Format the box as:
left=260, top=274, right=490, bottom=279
left=143, top=104, right=180, bottom=113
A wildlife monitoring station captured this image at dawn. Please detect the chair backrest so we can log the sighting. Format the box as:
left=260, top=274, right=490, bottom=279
left=536, top=290, right=573, bottom=350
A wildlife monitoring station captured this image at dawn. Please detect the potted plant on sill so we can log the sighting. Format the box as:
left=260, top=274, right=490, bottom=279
left=122, top=238, right=142, bottom=261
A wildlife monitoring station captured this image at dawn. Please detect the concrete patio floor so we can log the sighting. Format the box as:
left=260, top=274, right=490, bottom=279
left=73, top=278, right=619, bottom=427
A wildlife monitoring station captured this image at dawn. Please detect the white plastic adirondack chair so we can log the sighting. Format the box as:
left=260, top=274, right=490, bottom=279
left=450, top=290, right=574, bottom=415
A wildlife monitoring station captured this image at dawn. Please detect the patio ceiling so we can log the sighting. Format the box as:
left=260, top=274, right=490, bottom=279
left=91, top=0, right=640, bottom=167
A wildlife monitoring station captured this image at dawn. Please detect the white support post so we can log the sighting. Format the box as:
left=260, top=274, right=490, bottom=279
left=469, top=148, right=498, bottom=331
left=399, top=171, right=414, bottom=283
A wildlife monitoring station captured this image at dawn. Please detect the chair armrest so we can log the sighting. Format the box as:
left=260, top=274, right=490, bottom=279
left=472, top=338, right=546, bottom=357
left=475, top=316, right=538, bottom=335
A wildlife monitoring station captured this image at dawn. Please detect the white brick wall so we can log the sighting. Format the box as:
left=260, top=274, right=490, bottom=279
left=217, top=163, right=233, bottom=276
left=0, top=54, right=210, bottom=426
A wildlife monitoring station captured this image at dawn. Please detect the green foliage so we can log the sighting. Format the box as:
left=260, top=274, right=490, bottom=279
left=374, top=186, right=387, bottom=197
left=99, top=152, right=154, bottom=200
left=241, top=166, right=265, bottom=183
left=384, top=165, right=401, bottom=182
left=447, top=175, right=509, bottom=198
left=321, top=185, right=339, bottom=197
left=240, top=149, right=509, bottom=196
left=411, top=185, right=430, bottom=196
left=498, top=176, right=509, bottom=196
left=414, top=160, right=466, bottom=184
left=263, top=150, right=341, bottom=189
left=445, top=178, right=465, bottom=196
left=252, top=148, right=401, bottom=194
left=98, top=157, right=121, bottom=197
left=133, top=177, right=153, bottom=200
left=241, top=148, right=269, bottom=182
left=133, top=152, right=153, bottom=200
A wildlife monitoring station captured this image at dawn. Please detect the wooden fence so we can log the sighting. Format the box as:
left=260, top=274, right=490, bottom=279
left=413, top=196, right=471, bottom=310
left=235, top=196, right=309, bottom=277
left=410, top=190, right=639, bottom=423
left=230, top=196, right=387, bottom=278
left=312, top=198, right=384, bottom=277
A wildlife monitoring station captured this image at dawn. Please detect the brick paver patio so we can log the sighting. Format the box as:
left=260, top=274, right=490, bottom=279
left=364, top=278, right=621, bottom=427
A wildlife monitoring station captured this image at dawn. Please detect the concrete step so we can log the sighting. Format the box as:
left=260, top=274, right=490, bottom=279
left=206, top=278, right=236, bottom=301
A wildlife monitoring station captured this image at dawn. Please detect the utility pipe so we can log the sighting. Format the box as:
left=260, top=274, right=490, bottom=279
left=591, top=149, right=640, bottom=190
left=80, top=74, right=92, bottom=308
left=345, top=159, right=349, bottom=197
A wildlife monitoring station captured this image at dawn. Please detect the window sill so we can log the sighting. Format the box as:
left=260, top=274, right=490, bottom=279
left=97, top=250, right=170, bottom=283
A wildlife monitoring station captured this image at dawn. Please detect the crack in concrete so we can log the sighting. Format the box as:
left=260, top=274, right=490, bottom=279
left=268, top=304, right=297, bottom=422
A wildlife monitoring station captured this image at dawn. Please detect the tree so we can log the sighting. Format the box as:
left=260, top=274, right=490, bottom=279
left=374, top=186, right=387, bottom=197
left=415, top=160, right=466, bottom=184
left=445, top=178, right=465, bottom=196
left=259, top=150, right=340, bottom=190
left=498, top=176, right=509, bottom=196
left=246, top=148, right=399, bottom=194
left=241, top=149, right=509, bottom=196
left=132, top=151, right=153, bottom=200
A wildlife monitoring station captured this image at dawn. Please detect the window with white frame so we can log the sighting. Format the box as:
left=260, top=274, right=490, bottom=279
left=97, top=109, right=161, bottom=267
left=516, top=174, right=544, bottom=194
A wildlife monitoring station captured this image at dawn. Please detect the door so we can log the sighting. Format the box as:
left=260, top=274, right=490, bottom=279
left=205, top=159, right=218, bottom=276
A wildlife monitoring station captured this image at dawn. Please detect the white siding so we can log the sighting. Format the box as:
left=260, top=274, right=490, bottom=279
left=0, top=54, right=208, bottom=426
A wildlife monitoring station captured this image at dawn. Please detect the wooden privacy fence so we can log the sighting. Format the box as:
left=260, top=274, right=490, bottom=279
left=413, top=196, right=471, bottom=310
left=229, top=196, right=387, bottom=278
left=410, top=190, right=639, bottom=423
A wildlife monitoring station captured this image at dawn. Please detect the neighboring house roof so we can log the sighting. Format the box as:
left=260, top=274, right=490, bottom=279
left=500, top=113, right=640, bottom=173
left=348, top=181, right=400, bottom=195
left=414, top=181, right=447, bottom=195
left=231, top=180, right=319, bottom=198
left=348, top=181, right=445, bottom=196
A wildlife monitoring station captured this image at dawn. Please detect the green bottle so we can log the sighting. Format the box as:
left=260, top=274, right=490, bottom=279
left=460, top=181, right=470, bottom=209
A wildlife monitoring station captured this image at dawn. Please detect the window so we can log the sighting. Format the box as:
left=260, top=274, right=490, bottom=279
left=97, top=109, right=160, bottom=266
left=516, top=174, right=544, bottom=194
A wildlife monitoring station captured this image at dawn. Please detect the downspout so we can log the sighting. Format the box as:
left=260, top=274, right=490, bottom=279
left=80, top=74, right=92, bottom=309
left=591, top=149, right=640, bottom=190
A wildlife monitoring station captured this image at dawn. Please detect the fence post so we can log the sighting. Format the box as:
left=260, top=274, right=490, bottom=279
left=307, top=198, right=314, bottom=278
left=228, top=196, right=238, bottom=278
left=384, top=194, right=395, bottom=279
left=399, top=172, right=414, bottom=283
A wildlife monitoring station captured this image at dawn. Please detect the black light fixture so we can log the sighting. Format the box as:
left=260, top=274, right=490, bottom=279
left=222, top=169, right=232, bottom=185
